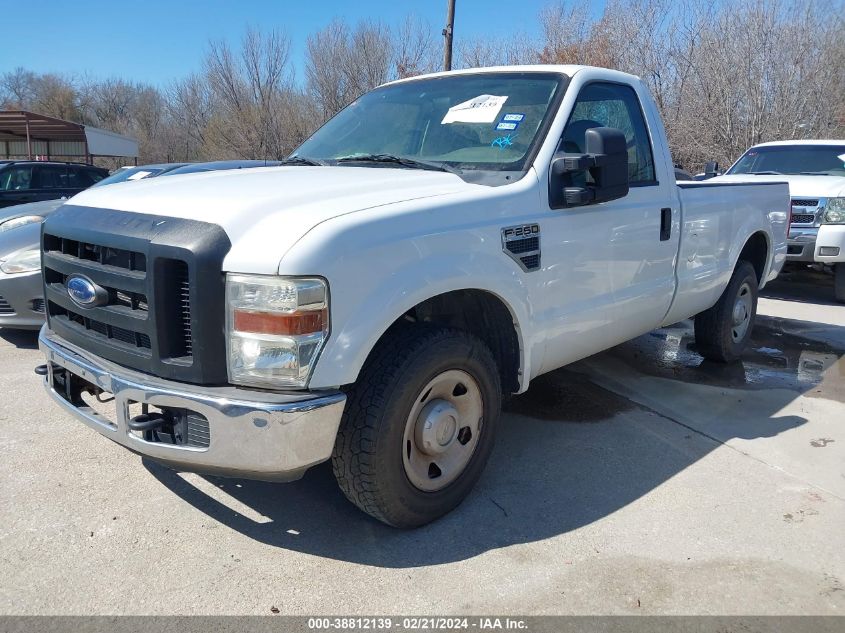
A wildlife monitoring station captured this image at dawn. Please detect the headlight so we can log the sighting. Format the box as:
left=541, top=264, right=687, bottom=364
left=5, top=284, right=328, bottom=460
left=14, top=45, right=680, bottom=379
left=0, top=215, right=44, bottom=232
left=0, top=247, right=41, bottom=274
left=226, top=274, right=329, bottom=388
left=824, top=198, right=845, bottom=224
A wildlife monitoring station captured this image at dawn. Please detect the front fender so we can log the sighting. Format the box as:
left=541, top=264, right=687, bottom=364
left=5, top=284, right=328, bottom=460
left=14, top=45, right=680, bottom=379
left=310, top=250, right=533, bottom=392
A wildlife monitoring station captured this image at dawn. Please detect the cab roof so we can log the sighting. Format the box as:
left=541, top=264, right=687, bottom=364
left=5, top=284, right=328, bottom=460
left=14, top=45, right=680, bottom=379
left=751, top=139, right=845, bottom=148
left=385, top=64, right=640, bottom=86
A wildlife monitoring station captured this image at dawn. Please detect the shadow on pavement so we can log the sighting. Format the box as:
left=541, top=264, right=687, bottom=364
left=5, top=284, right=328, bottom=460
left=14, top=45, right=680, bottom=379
left=762, top=267, right=838, bottom=306
left=0, top=328, right=39, bottom=349
left=143, top=348, right=811, bottom=567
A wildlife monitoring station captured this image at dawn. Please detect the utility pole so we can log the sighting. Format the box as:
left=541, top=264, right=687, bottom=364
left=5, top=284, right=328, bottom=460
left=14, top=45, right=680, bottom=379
left=443, top=0, right=456, bottom=71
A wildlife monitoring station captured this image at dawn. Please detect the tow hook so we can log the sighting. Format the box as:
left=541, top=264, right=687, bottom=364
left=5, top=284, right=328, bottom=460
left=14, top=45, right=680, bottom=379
left=127, top=413, right=167, bottom=432
left=34, top=364, right=48, bottom=376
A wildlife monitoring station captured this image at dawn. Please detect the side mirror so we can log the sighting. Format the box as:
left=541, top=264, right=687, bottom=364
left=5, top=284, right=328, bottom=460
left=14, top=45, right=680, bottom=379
left=704, top=160, right=719, bottom=178
left=549, top=127, right=629, bottom=208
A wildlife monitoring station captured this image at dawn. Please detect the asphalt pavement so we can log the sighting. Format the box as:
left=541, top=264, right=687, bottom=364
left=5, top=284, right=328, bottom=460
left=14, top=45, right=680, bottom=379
left=0, top=270, right=842, bottom=615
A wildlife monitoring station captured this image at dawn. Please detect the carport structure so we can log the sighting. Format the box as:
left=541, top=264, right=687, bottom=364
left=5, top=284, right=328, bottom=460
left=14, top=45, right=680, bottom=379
left=0, top=110, right=138, bottom=164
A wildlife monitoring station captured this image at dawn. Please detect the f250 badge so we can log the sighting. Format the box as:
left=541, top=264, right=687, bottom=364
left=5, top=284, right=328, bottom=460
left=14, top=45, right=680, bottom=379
left=501, top=223, right=541, bottom=272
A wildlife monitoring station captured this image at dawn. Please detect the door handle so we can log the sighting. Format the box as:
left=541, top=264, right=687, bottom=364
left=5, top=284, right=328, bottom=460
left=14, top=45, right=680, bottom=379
left=660, top=208, right=672, bottom=241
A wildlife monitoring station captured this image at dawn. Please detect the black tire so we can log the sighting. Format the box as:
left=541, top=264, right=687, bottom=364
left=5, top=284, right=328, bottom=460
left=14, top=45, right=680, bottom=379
left=835, top=264, right=845, bottom=304
left=694, top=260, right=758, bottom=363
left=332, top=326, right=502, bottom=528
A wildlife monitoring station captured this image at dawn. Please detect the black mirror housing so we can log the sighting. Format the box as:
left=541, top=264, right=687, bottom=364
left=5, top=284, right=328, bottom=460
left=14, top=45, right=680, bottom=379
left=549, top=127, right=630, bottom=208
left=704, top=160, right=719, bottom=178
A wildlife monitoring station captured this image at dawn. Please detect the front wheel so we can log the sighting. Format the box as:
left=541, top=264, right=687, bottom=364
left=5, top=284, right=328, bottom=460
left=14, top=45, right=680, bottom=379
left=332, top=326, right=501, bottom=528
left=694, top=260, right=759, bottom=362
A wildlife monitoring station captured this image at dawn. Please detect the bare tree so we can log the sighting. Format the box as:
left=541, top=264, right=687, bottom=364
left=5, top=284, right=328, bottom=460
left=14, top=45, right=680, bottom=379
left=202, top=27, right=301, bottom=159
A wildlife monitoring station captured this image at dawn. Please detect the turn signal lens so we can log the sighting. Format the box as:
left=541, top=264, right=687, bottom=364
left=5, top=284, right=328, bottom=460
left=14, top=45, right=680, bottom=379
left=232, top=309, right=326, bottom=336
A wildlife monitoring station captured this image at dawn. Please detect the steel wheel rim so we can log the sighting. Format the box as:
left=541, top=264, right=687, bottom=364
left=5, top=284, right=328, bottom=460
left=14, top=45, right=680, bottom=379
left=402, top=369, right=483, bottom=492
left=731, top=281, right=752, bottom=342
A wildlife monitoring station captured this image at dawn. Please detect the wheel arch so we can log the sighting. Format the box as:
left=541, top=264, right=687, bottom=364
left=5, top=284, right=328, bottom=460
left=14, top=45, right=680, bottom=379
left=311, top=279, right=530, bottom=394
left=367, top=288, right=523, bottom=395
left=735, top=230, right=771, bottom=286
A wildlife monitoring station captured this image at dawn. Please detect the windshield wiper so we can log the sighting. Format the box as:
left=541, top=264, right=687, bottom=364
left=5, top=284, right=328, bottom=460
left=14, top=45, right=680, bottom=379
left=748, top=171, right=783, bottom=175
left=280, top=155, right=327, bottom=166
left=336, top=154, right=459, bottom=174
left=798, top=171, right=831, bottom=176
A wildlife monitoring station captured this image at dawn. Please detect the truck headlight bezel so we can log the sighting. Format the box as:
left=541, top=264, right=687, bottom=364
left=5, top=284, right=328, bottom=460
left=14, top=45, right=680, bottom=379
left=225, top=274, right=330, bottom=389
left=824, top=198, right=845, bottom=224
left=0, top=247, right=42, bottom=274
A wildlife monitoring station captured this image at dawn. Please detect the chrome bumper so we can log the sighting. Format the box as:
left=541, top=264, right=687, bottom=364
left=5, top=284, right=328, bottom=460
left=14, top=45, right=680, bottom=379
left=39, top=327, right=346, bottom=481
left=786, top=227, right=818, bottom=262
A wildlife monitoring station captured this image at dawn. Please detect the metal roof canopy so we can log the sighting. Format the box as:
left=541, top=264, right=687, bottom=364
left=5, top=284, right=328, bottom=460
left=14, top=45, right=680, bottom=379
left=0, top=110, right=139, bottom=161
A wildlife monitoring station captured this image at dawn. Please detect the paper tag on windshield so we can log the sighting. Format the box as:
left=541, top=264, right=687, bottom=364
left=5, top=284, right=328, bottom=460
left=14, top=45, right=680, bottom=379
left=838, top=153, right=845, bottom=163
left=127, top=171, right=152, bottom=181
left=441, top=95, right=508, bottom=124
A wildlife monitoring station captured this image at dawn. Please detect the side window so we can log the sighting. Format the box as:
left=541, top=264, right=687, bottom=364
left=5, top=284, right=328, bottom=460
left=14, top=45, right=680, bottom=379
left=0, top=166, right=34, bottom=191
left=34, top=165, right=68, bottom=189
left=560, top=82, right=656, bottom=185
left=67, top=167, right=95, bottom=188
left=86, top=168, right=106, bottom=184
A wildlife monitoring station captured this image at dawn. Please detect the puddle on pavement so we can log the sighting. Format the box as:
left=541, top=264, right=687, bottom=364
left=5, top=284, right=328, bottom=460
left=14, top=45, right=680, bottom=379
left=604, top=320, right=845, bottom=401
left=506, top=370, right=635, bottom=422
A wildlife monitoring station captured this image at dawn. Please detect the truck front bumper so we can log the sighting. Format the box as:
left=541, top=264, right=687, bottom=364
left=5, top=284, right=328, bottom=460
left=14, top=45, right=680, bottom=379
left=815, top=224, right=845, bottom=263
left=786, top=227, right=818, bottom=262
left=39, top=327, right=346, bottom=481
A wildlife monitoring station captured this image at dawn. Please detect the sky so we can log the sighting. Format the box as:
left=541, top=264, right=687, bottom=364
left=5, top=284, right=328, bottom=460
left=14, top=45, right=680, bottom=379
left=0, top=0, right=599, bottom=87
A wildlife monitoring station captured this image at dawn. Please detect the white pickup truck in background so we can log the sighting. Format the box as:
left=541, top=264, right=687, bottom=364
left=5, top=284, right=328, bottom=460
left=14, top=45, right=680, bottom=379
left=36, top=65, right=789, bottom=527
left=716, top=140, right=845, bottom=302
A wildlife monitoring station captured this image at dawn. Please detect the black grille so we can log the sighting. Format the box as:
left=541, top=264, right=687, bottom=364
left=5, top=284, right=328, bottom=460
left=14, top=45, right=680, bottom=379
left=31, top=298, right=45, bottom=313
left=506, top=236, right=540, bottom=255
left=0, top=295, right=12, bottom=315
left=176, top=262, right=193, bottom=357
left=49, top=302, right=153, bottom=352
left=791, top=199, right=818, bottom=208
left=41, top=205, right=231, bottom=384
left=790, top=214, right=815, bottom=224
left=186, top=413, right=210, bottom=448
left=49, top=236, right=147, bottom=271
left=503, top=228, right=541, bottom=272
left=520, top=254, right=541, bottom=270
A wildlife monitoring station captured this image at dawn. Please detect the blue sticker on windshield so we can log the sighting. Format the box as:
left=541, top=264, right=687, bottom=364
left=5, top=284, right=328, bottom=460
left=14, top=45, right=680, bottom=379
left=495, top=113, right=524, bottom=131
left=491, top=134, right=517, bottom=150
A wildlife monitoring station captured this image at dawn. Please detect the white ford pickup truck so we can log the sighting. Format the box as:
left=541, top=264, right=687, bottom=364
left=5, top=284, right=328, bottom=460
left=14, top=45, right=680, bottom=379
left=36, top=65, right=789, bottom=527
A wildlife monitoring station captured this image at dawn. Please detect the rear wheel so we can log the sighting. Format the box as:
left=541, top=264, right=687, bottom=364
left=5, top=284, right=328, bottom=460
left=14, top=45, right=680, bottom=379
left=835, top=264, right=845, bottom=303
left=694, top=260, right=759, bottom=362
left=332, top=326, right=501, bottom=528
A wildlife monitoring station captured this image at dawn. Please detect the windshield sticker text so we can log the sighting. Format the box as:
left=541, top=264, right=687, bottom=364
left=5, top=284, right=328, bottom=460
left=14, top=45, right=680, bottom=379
left=442, top=94, right=508, bottom=124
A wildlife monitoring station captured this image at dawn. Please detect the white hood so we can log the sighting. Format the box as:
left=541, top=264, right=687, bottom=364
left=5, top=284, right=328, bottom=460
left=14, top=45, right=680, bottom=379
left=67, top=165, right=474, bottom=273
left=710, top=173, right=845, bottom=198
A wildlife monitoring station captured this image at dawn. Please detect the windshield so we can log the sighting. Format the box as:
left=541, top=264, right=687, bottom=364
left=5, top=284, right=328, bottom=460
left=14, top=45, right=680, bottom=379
left=292, top=73, right=564, bottom=177
left=727, top=145, right=845, bottom=176
left=92, top=166, right=172, bottom=187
